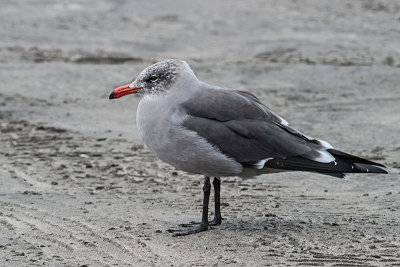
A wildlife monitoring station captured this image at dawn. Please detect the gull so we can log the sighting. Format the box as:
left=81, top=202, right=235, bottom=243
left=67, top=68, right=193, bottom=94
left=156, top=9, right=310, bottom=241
left=109, top=59, right=387, bottom=236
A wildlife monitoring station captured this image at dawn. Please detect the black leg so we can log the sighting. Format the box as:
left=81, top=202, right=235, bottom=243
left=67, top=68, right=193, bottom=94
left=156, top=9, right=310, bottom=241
left=173, top=176, right=223, bottom=229
left=209, top=177, right=222, bottom=226
left=167, top=176, right=211, bottom=236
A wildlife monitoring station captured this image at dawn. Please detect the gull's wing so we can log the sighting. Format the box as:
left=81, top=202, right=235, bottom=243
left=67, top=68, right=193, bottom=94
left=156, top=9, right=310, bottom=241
left=181, top=89, right=332, bottom=164
left=180, top=88, right=386, bottom=177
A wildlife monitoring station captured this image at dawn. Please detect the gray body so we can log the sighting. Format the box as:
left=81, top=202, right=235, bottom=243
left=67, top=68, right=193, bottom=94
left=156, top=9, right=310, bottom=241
left=129, top=59, right=386, bottom=179
left=137, top=79, right=243, bottom=177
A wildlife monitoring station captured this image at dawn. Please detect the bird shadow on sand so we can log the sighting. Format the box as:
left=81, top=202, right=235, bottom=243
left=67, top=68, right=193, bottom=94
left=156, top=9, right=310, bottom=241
left=215, top=217, right=315, bottom=236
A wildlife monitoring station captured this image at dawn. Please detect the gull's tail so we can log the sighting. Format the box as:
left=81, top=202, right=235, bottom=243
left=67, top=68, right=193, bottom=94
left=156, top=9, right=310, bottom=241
left=263, top=149, right=387, bottom=178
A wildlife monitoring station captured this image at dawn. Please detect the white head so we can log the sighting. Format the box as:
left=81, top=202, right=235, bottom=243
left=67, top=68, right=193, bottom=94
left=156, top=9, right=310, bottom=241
left=109, top=59, right=196, bottom=99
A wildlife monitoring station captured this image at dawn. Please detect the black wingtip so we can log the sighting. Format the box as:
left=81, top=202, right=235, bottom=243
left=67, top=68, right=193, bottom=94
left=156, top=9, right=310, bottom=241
left=263, top=151, right=388, bottom=178
left=327, top=149, right=386, bottom=168
left=353, top=163, right=388, bottom=174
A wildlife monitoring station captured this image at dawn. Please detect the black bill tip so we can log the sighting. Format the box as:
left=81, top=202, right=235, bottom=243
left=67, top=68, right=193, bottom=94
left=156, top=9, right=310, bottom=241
left=109, top=92, right=117, bottom=100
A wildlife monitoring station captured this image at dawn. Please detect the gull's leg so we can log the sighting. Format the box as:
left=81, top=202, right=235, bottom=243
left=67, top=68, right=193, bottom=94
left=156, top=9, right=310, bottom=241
left=209, top=177, right=222, bottom=226
left=178, top=176, right=222, bottom=227
left=167, top=176, right=211, bottom=236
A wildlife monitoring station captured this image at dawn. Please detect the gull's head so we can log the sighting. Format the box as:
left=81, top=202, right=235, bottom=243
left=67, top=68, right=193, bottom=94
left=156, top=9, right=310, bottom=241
left=109, top=59, right=195, bottom=99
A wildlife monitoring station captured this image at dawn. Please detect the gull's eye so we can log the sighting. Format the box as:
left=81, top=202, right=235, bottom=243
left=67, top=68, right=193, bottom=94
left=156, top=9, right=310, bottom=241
left=148, top=75, right=158, bottom=83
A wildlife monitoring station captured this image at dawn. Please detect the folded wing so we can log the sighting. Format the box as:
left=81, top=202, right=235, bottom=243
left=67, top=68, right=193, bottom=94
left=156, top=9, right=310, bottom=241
left=180, top=88, right=387, bottom=177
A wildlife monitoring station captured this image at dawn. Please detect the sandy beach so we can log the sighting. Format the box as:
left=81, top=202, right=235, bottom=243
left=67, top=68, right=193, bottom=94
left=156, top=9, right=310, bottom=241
left=1, top=0, right=400, bottom=265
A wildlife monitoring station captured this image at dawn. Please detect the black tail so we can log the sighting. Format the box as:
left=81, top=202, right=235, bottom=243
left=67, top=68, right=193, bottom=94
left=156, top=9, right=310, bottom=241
left=264, top=148, right=387, bottom=178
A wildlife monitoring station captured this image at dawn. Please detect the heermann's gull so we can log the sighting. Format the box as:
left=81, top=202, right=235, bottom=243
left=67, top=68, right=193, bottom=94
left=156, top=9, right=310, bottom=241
left=109, top=59, right=387, bottom=236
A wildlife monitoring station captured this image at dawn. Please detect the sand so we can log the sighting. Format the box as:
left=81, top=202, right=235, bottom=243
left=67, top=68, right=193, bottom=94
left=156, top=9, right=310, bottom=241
left=1, top=0, right=399, bottom=266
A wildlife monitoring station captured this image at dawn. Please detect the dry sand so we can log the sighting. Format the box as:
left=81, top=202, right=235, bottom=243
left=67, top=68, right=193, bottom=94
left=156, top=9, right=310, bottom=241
left=1, top=0, right=400, bottom=266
